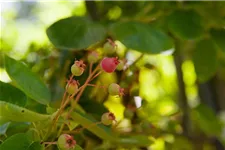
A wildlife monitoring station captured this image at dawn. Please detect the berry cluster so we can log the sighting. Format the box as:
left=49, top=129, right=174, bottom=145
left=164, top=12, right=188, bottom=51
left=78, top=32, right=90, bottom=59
left=57, top=39, right=126, bottom=149
left=65, top=39, right=125, bottom=98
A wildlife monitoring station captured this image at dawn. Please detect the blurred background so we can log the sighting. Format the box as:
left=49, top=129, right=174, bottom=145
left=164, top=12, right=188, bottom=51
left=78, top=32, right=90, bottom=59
left=1, top=1, right=225, bottom=150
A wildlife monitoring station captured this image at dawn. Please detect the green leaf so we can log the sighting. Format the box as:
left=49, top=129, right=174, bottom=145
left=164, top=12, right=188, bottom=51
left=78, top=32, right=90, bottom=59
left=71, top=111, right=152, bottom=146
left=6, top=122, right=30, bottom=136
left=27, top=141, right=44, bottom=150
left=70, top=111, right=115, bottom=141
left=0, top=133, right=32, bottom=150
left=0, top=81, right=27, bottom=107
left=193, top=39, right=218, bottom=82
left=0, top=116, right=10, bottom=126
left=0, top=101, right=51, bottom=122
left=118, top=135, right=153, bottom=147
left=4, top=55, right=51, bottom=105
left=172, top=136, right=193, bottom=150
left=47, top=17, right=106, bottom=50
left=210, top=28, right=225, bottom=53
left=74, top=145, right=84, bottom=150
left=109, top=21, right=173, bottom=54
left=168, top=10, right=204, bottom=40
left=26, top=128, right=40, bottom=141
left=192, top=104, right=222, bottom=136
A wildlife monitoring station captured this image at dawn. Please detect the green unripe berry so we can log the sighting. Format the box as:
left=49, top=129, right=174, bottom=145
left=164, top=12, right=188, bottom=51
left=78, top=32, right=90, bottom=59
left=103, top=41, right=116, bottom=54
left=57, top=134, right=76, bottom=150
left=108, top=83, right=124, bottom=96
left=71, top=60, right=86, bottom=76
left=66, top=80, right=78, bottom=95
left=87, top=51, right=99, bottom=63
left=101, top=112, right=115, bottom=125
left=71, top=64, right=84, bottom=76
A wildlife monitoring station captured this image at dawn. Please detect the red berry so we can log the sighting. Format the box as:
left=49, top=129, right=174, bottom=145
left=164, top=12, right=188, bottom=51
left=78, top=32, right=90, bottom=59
left=57, top=134, right=76, bottom=150
left=100, top=57, right=119, bottom=73
left=71, top=60, right=86, bottom=76
left=101, top=112, right=115, bottom=125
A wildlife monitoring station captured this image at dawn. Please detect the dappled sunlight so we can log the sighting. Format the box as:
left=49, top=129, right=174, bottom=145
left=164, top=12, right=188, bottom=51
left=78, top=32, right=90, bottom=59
left=104, top=95, right=125, bottom=121
left=0, top=68, right=11, bottom=83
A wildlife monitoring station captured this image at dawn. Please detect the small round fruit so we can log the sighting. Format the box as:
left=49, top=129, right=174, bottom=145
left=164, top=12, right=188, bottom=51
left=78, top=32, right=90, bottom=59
left=100, top=57, right=119, bottom=73
left=88, top=51, right=99, bottom=63
left=108, top=83, right=120, bottom=96
left=103, top=41, right=116, bottom=54
left=71, top=64, right=84, bottom=76
left=66, top=80, right=78, bottom=95
left=101, top=112, right=115, bottom=125
left=57, top=134, right=76, bottom=150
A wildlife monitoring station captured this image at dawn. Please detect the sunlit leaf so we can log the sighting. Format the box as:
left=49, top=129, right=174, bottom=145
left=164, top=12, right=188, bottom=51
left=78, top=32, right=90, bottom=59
left=0, top=81, right=27, bottom=107
left=0, top=101, right=51, bottom=122
left=109, top=21, right=173, bottom=54
left=47, top=17, right=106, bottom=50
left=4, top=55, right=51, bottom=105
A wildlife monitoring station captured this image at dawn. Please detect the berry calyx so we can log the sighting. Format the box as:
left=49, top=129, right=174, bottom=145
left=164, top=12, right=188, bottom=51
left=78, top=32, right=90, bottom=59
left=57, top=134, right=76, bottom=150
left=101, top=112, right=115, bottom=125
left=71, top=60, right=86, bottom=76
left=66, top=79, right=79, bottom=95
left=100, top=57, right=119, bottom=73
left=87, top=51, right=99, bottom=63
left=103, top=39, right=117, bottom=54
left=108, top=83, right=124, bottom=96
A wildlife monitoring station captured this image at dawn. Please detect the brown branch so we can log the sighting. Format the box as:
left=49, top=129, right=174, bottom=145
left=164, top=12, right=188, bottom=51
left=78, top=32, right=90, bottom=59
left=85, top=0, right=99, bottom=21
left=173, top=39, right=190, bottom=137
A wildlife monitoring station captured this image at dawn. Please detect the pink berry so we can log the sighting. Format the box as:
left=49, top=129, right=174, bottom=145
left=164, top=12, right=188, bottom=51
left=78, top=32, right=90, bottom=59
left=57, top=134, right=76, bottom=150
left=100, top=57, right=119, bottom=73
left=108, top=83, right=124, bottom=96
left=101, top=112, right=115, bottom=125
left=66, top=79, right=79, bottom=95
left=71, top=60, right=86, bottom=76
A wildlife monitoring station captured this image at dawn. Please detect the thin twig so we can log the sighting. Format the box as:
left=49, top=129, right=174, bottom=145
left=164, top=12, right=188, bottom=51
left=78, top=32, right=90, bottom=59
left=124, top=53, right=144, bottom=72
left=68, top=66, right=100, bottom=115
left=90, top=71, right=102, bottom=81
left=89, top=63, right=93, bottom=75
